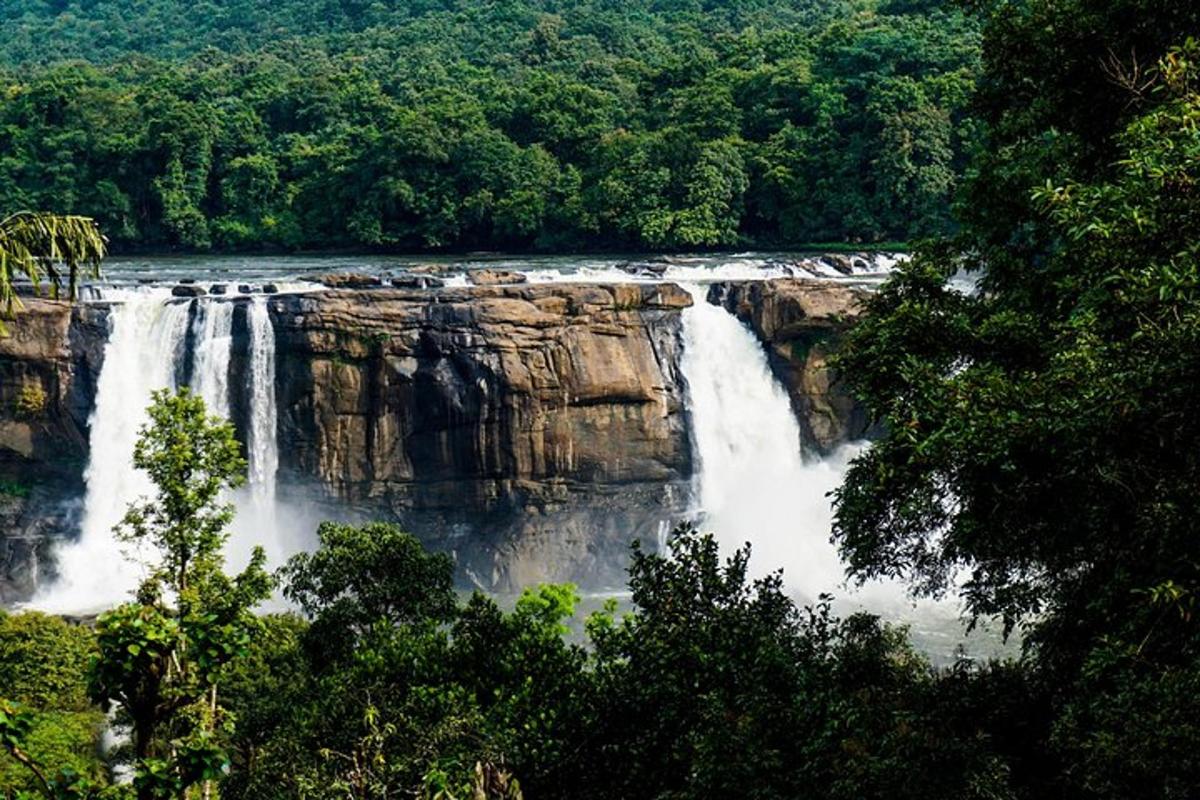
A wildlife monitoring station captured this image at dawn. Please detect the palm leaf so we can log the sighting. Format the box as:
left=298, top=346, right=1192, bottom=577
left=0, top=211, right=107, bottom=332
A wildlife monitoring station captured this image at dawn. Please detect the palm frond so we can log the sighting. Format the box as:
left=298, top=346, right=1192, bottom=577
left=0, top=211, right=107, bottom=328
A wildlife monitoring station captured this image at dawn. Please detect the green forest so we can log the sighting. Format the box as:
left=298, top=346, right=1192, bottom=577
left=0, top=0, right=978, bottom=251
left=4, top=0, right=1200, bottom=798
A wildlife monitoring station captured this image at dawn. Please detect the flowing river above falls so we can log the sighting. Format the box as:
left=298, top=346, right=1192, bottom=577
left=6, top=252, right=1012, bottom=662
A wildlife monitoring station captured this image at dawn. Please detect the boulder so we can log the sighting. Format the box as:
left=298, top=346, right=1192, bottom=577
left=617, top=260, right=670, bottom=277
left=392, top=275, right=445, bottom=289
left=307, top=272, right=383, bottom=289
left=708, top=279, right=871, bottom=453
left=820, top=254, right=855, bottom=275
left=172, top=285, right=206, bottom=297
left=467, top=269, right=527, bottom=286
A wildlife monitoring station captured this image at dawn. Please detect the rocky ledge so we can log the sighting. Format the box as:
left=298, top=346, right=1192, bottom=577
left=709, top=279, right=872, bottom=452
left=267, top=283, right=695, bottom=590
left=0, top=300, right=108, bottom=601
left=0, top=278, right=871, bottom=600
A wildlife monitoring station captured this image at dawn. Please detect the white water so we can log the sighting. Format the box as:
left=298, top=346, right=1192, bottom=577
left=189, top=300, right=235, bottom=419
left=33, top=292, right=296, bottom=612
left=678, top=284, right=959, bottom=619
left=35, top=292, right=191, bottom=611
left=246, top=297, right=279, bottom=509
left=223, top=297, right=304, bottom=581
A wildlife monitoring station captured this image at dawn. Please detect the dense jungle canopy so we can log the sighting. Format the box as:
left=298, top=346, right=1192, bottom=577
left=0, top=0, right=979, bottom=251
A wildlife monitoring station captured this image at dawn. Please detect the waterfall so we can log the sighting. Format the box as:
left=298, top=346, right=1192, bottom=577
left=35, top=292, right=191, bottom=612
left=223, top=296, right=292, bottom=578
left=677, top=284, right=940, bottom=614
left=34, top=292, right=293, bottom=612
left=246, top=297, right=279, bottom=508
left=189, top=299, right=235, bottom=419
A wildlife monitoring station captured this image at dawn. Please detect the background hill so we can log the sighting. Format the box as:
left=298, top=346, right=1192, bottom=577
left=0, top=0, right=978, bottom=251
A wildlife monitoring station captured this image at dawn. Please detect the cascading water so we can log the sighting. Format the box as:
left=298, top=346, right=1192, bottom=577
left=35, top=292, right=191, bottom=612
left=677, top=284, right=955, bottom=619
left=246, top=297, right=279, bottom=509
left=678, top=284, right=855, bottom=599
left=189, top=299, right=235, bottom=419
left=34, top=291, right=293, bottom=612
left=224, top=297, right=296, bottom=578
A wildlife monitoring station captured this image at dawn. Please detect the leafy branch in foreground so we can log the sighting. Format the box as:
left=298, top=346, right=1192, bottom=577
left=86, top=389, right=270, bottom=800
left=0, top=212, right=106, bottom=327
left=2, top=389, right=270, bottom=800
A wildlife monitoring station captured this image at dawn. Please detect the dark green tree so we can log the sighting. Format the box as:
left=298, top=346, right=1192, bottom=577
left=89, top=389, right=272, bottom=800
left=833, top=4, right=1200, bottom=793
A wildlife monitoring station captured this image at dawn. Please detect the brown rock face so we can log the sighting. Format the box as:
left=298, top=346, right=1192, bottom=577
left=0, top=299, right=108, bottom=601
left=467, top=269, right=528, bottom=286
left=708, top=279, right=871, bottom=453
left=269, top=282, right=694, bottom=590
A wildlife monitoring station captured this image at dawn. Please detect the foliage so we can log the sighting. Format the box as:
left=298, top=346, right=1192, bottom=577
left=0, top=614, right=107, bottom=799
left=0, top=212, right=105, bottom=332
left=579, top=527, right=1014, bottom=800
left=833, top=0, right=1200, bottom=794
left=280, top=520, right=457, bottom=660
left=12, top=384, right=46, bottom=419
left=0, top=480, right=31, bottom=499
left=0, top=0, right=979, bottom=252
left=214, top=524, right=1023, bottom=800
left=87, top=389, right=271, bottom=800
left=0, top=613, right=94, bottom=711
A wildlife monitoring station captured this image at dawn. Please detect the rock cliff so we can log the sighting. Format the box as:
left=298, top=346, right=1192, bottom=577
left=268, top=283, right=694, bottom=591
left=0, top=277, right=872, bottom=602
left=0, top=300, right=108, bottom=601
left=708, top=279, right=871, bottom=453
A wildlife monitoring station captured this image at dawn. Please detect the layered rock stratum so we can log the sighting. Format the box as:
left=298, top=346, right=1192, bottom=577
left=0, top=278, right=870, bottom=601
left=269, top=283, right=694, bottom=590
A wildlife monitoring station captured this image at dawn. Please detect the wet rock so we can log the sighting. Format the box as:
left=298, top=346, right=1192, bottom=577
left=308, top=272, right=383, bottom=289
left=617, top=260, right=670, bottom=277
left=172, top=285, right=206, bottom=298
left=210, top=284, right=228, bottom=295
left=0, top=299, right=109, bottom=603
left=238, top=284, right=255, bottom=294
left=270, top=282, right=694, bottom=591
left=261, top=284, right=280, bottom=294
left=708, top=279, right=871, bottom=453
left=820, top=254, right=855, bottom=275
left=392, top=275, right=445, bottom=289
left=467, top=269, right=527, bottom=286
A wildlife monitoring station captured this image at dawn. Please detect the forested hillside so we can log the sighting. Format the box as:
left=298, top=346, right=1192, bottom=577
left=0, top=0, right=978, bottom=251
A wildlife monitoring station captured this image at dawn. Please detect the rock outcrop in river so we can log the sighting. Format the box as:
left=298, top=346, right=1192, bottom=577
left=0, top=278, right=871, bottom=601
left=709, top=279, right=871, bottom=452
left=269, top=283, right=694, bottom=590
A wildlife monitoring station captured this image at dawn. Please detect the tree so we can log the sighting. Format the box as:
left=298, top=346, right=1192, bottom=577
left=88, top=389, right=271, bottom=800
left=280, top=521, right=457, bottom=659
left=832, top=11, right=1200, bottom=796
left=0, top=613, right=108, bottom=799
left=0, top=211, right=105, bottom=329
